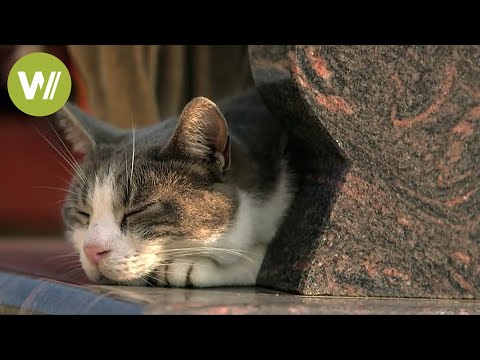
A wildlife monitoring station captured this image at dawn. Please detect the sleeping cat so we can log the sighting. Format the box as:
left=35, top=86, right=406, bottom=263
left=50, top=89, right=294, bottom=287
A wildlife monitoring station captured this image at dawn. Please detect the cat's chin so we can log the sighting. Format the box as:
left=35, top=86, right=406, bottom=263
left=84, top=266, right=151, bottom=286
left=93, top=274, right=150, bottom=287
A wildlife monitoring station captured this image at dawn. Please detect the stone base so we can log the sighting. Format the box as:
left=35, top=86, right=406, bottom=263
left=250, top=45, right=480, bottom=298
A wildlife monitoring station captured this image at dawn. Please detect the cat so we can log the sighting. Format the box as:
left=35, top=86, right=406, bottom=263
left=49, top=89, right=295, bottom=288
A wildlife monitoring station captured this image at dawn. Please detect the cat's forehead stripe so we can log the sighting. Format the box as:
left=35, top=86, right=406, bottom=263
left=90, top=172, right=116, bottom=222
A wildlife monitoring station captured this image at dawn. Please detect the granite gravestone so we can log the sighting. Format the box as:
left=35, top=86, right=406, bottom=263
left=250, top=45, right=479, bottom=299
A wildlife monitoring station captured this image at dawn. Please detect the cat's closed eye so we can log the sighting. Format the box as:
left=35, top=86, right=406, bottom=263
left=125, top=203, right=154, bottom=218
left=121, top=204, right=153, bottom=230
left=121, top=200, right=180, bottom=233
left=77, top=210, right=90, bottom=225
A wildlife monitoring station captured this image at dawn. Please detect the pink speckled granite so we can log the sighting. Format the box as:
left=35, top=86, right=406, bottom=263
left=250, top=45, right=480, bottom=298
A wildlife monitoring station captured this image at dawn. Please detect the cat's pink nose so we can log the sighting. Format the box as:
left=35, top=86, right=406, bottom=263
left=84, top=244, right=111, bottom=265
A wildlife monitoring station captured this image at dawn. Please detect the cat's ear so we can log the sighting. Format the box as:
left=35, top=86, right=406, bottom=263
left=164, top=97, right=231, bottom=171
left=47, top=102, right=122, bottom=154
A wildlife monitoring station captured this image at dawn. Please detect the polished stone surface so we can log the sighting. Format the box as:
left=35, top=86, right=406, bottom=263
left=2, top=271, right=480, bottom=315
left=249, top=45, right=480, bottom=298
left=1, top=239, right=479, bottom=314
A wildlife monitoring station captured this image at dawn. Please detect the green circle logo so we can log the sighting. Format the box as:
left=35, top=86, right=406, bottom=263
left=7, top=52, right=72, bottom=117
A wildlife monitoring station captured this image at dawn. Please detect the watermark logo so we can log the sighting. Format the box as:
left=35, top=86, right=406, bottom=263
left=7, top=52, right=72, bottom=117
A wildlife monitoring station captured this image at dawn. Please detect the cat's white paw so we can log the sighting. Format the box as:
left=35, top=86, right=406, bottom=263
left=188, top=258, right=224, bottom=287
left=166, top=259, right=195, bottom=287
left=154, top=255, right=260, bottom=288
left=160, top=257, right=218, bottom=287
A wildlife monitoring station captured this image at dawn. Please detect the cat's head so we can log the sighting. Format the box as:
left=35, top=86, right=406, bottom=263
left=51, top=98, right=237, bottom=285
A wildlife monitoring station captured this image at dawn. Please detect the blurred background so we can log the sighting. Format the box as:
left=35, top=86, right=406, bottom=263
left=0, top=45, right=253, bottom=237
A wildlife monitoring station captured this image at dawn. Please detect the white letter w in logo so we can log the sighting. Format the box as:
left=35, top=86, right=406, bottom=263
left=17, top=71, right=62, bottom=100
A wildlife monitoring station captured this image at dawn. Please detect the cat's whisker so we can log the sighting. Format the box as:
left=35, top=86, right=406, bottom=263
left=161, top=246, right=253, bottom=255
left=129, top=110, right=136, bottom=194
left=33, top=123, right=85, bottom=181
left=145, top=274, right=168, bottom=286
left=56, top=263, right=83, bottom=272
left=138, top=276, right=155, bottom=287
left=206, top=249, right=255, bottom=262
left=164, top=251, right=227, bottom=262
left=46, top=154, right=79, bottom=185
left=43, top=255, right=80, bottom=264
left=44, top=253, right=79, bottom=261
left=57, top=176, right=74, bottom=187
left=124, top=150, right=129, bottom=196
left=54, top=256, right=81, bottom=263
left=158, top=270, right=195, bottom=278
left=62, top=267, right=87, bottom=276
left=58, top=260, right=82, bottom=267
left=203, top=252, right=234, bottom=264
left=156, top=261, right=194, bottom=268
left=57, top=263, right=83, bottom=271
left=161, top=247, right=255, bottom=262
left=163, top=253, right=197, bottom=264
left=47, top=120, right=88, bottom=184
left=32, top=125, right=87, bottom=186
left=150, top=261, right=204, bottom=277
left=168, top=252, right=244, bottom=265
left=206, top=249, right=256, bottom=262
left=32, top=185, right=82, bottom=197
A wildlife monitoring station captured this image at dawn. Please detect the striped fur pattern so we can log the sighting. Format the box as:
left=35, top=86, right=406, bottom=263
left=52, top=89, right=295, bottom=287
